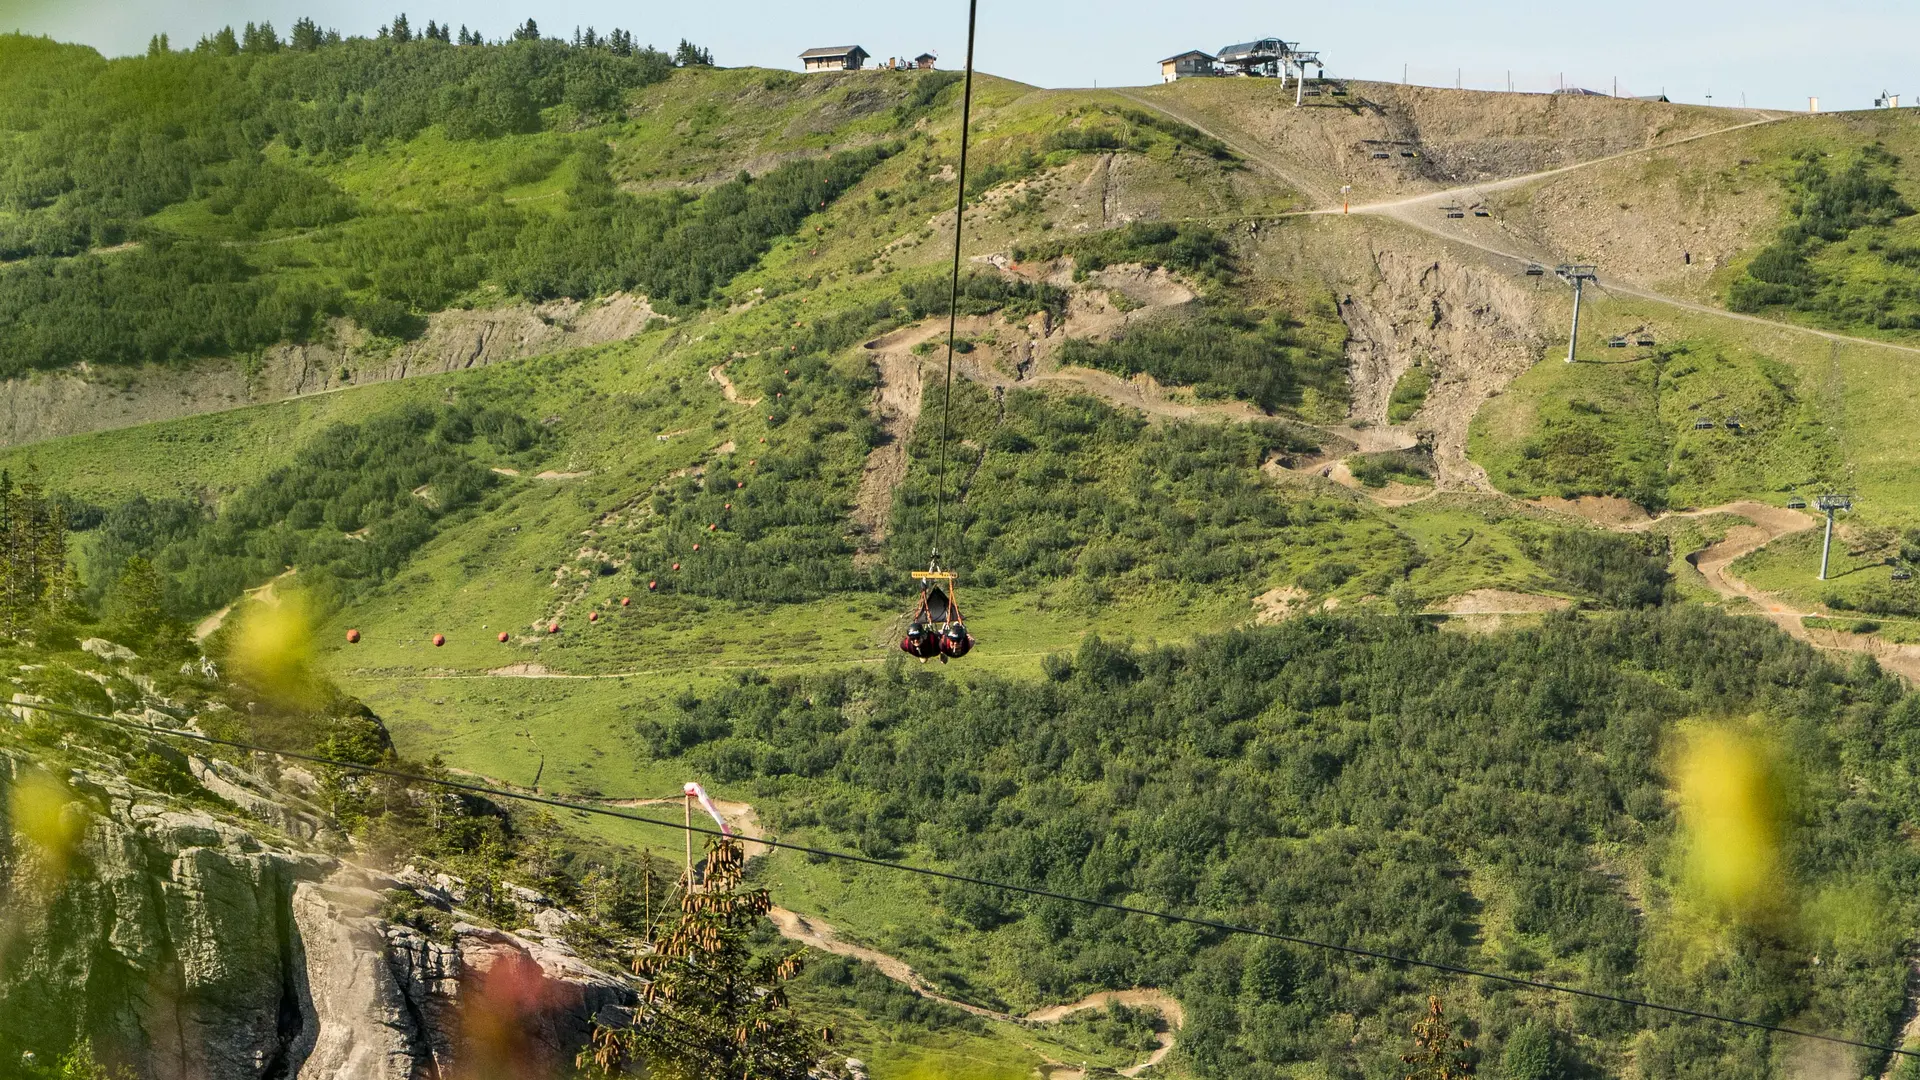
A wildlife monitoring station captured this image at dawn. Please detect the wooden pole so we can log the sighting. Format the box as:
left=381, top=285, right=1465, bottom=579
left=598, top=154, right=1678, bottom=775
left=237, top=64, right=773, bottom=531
left=685, top=793, right=695, bottom=891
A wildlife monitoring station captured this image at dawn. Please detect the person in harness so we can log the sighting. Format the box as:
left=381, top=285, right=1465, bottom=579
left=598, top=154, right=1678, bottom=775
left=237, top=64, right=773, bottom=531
left=901, top=621, right=942, bottom=660
left=899, top=576, right=973, bottom=662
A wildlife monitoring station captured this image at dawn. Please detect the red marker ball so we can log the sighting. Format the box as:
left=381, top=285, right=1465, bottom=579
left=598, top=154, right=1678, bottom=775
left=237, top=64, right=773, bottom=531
left=548, top=621, right=560, bottom=634
left=621, top=596, right=631, bottom=606
left=672, top=563, right=681, bottom=571
left=692, top=543, right=701, bottom=551
left=346, top=628, right=361, bottom=643
left=589, top=611, right=599, bottom=622
left=708, top=523, right=717, bottom=531
left=498, top=631, right=510, bottom=642
left=736, top=481, right=744, bottom=489
left=649, top=580, right=658, bottom=591
left=432, top=634, right=445, bottom=647
left=724, top=503, right=731, bottom=510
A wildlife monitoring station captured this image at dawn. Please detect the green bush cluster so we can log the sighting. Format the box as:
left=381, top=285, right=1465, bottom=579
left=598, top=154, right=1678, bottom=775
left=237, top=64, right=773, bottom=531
left=898, top=270, right=1067, bottom=322
left=1015, top=220, right=1234, bottom=282
left=0, top=141, right=892, bottom=372
left=1055, top=302, right=1344, bottom=412
left=1534, top=529, right=1672, bottom=609
left=1, top=31, right=864, bottom=373
left=1728, top=145, right=1920, bottom=329
left=642, top=607, right=1920, bottom=1077
left=621, top=355, right=883, bottom=603
left=79, top=401, right=543, bottom=615
left=886, top=385, right=1378, bottom=594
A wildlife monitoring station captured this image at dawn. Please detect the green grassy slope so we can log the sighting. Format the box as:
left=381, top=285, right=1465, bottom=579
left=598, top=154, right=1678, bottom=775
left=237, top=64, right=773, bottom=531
left=17, top=36, right=1920, bottom=1077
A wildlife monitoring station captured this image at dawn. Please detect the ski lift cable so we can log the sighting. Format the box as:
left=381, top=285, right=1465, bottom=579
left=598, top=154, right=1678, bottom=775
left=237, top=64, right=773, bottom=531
left=19, top=698, right=1916, bottom=1062
left=930, top=0, right=980, bottom=570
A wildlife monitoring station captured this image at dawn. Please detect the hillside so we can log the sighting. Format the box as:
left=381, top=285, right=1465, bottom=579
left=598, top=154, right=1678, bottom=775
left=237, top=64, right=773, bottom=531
left=11, top=24, right=1920, bottom=1080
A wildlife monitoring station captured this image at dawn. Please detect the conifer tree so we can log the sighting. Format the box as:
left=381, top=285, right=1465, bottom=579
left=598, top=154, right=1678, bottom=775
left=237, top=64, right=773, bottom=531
left=579, top=838, right=832, bottom=1079
left=290, top=17, right=323, bottom=51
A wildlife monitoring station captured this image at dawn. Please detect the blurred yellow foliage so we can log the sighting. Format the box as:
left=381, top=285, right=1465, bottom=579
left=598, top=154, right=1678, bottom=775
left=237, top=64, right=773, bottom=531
left=11, top=770, right=86, bottom=877
left=1675, top=725, right=1788, bottom=921
left=227, top=589, right=321, bottom=708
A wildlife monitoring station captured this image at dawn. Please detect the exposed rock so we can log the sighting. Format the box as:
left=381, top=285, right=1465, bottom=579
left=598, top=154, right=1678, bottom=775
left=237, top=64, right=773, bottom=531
left=0, top=293, right=661, bottom=449
left=0, top=749, right=636, bottom=1079
left=80, top=638, right=139, bottom=663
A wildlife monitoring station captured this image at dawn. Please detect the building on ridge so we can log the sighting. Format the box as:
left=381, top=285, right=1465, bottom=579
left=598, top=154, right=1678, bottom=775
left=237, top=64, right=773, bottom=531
left=800, top=45, right=869, bottom=72
left=1160, top=50, right=1217, bottom=82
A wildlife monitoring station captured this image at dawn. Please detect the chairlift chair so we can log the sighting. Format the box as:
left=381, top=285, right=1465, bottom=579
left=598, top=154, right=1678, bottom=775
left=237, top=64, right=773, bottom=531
left=1400, top=150, right=1419, bottom=158
left=1471, top=205, right=1491, bottom=217
left=1607, top=335, right=1628, bottom=348
left=1371, top=151, right=1392, bottom=159
left=1442, top=204, right=1466, bottom=219
left=1724, top=413, right=1744, bottom=431
left=1524, top=263, right=1546, bottom=276
left=1636, top=334, right=1656, bottom=346
left=1693, top=418, right=1716, bottom=430
left=1895, top=567, right=1914, bottom=582
left=1786, top=496, right=1807, bottom=508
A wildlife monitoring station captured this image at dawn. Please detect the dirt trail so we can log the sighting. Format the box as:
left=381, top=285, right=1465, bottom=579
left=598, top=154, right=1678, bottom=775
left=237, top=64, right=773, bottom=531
left=709, top=362, right=762, bottom=406
left=588, top=788, right=1184, bottom=1075
left=1121, top=93, right=1920, bottom=364
left=766, top=906, right=1181, bottom=1077
left=1537, top=498, right=1920, bottom=682
left=851, top=328, right=928, bottom=551
left=192, top=568, right=296, bottom=643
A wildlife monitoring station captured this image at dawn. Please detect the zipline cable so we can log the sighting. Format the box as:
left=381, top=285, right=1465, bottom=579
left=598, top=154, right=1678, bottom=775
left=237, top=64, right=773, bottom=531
left=930, top=0, right=981, bottom=568
left=14, top=698, right=1916, bottom=1061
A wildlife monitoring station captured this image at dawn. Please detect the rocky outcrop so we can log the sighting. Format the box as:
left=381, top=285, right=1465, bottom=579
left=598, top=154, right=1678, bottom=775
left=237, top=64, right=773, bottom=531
left=0, top=749, right=636, bottom=1079
left=0, top=293, right=661, bottom=449
left=1338, top=250, right=1546, bottom=490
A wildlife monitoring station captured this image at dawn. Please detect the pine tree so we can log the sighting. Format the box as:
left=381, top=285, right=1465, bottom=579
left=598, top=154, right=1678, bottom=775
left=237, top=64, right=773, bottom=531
left=513, top=19, right=540, bottom=42
left=390, top=13, right=412, bottom=43
left=146, top=33, right=169, bottom=57
left=106, top=557, right=167, bottom=652
left=579, top=838, right=831, bottom=1079
left=674, top=39, right=714, bottom=67
left=202, top=26, right=240, bottom=56
left=290, top=17, right=323, bottom=50
left=457, top=25, right=473, bottom=45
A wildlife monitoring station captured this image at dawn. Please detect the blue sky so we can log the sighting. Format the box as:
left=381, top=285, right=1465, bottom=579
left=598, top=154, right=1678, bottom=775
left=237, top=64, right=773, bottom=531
left=5, top=0, right=1917, bottom=112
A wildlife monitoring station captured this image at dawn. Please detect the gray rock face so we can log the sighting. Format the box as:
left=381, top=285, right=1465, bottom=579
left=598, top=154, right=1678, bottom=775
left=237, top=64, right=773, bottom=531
left=0, top=751, right=636, bottom=1079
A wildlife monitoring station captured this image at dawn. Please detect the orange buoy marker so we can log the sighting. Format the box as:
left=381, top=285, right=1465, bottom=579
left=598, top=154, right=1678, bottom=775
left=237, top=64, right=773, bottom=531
left=498, top=631, right=510, bottom=642
left=736, top=481, right=744, bottom=489
left=724, top=503, right=731, bottom=510
left=548, top=621, right=560, bottom=634
left=589, top=611, right=599, bottom=622
left=648, top=580, right=658, bottom=591
left=621, top=596, right=631, bottom=606
left=346, top=628, right=361, bottom=643
left=708, top=523, right=716, bottom=531
left=672, top=563, right=681, bottom=571
left=433, top=634, right=446, bottom=647
left=692, top=543, right=701, bottom=551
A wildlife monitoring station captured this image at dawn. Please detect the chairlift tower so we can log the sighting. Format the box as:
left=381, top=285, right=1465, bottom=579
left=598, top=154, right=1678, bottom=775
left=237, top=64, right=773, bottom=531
left=1285, top=49, right=1323, bottom=106
left=1552, top=264, right=1598, bottom=363
left=1814, top=494, right=1853, bottom=580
